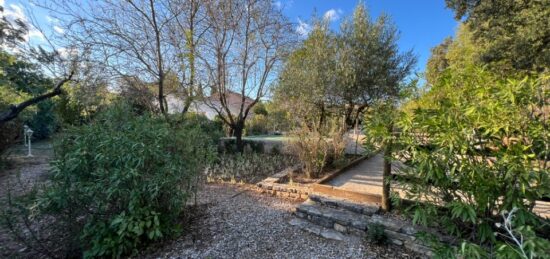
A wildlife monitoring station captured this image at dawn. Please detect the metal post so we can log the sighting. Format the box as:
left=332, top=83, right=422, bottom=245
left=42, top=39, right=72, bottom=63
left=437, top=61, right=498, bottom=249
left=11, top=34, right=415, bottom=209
left=24, top=126, right=34, bottom=157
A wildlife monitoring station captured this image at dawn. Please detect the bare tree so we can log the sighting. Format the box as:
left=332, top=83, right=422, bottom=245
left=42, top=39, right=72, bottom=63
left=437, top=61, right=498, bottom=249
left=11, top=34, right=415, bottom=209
left=166, top=0, right=209, bottom=113
left=38, top=0, right=179, bottom=114
left=201, top=0, right=293, bottom=152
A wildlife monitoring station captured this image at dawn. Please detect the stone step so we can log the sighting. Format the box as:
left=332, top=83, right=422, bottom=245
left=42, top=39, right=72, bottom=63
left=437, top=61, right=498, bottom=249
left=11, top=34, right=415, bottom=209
left=308, top=194, right=380, bottom=216
left=288, top=218, right=348, bottom=241
left=295, top=202, right=370, bottom=235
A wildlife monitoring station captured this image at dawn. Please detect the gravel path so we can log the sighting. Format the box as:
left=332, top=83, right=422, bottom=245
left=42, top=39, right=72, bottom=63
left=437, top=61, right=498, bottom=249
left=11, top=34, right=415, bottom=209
left=146, top=184, right=419, bottom=259
left=0, top=149, right=52, bottom=258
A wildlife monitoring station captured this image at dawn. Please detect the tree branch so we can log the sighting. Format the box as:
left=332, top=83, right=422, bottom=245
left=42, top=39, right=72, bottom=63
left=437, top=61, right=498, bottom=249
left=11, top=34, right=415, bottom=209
left=0, top=71, right=74, bottom=125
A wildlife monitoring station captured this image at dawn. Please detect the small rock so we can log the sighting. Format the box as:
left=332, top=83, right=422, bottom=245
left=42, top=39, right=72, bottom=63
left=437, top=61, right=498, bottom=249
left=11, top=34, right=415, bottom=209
left=334, top=223, right=348, bottom=233
left=320, top=229, right=345, bottom=241
left=390, top=238, right=404, bottom=246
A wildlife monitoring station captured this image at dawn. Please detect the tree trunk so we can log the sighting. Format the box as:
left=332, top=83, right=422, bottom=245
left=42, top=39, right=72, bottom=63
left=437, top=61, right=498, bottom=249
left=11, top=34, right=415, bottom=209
left=381, top=124, right=393, bottom=212
left=234, top=122, right=245, bottom=153
left=344, top=102, right=354, bottom=128
left=319, top=103, right=326, bottom=129
left=382, top=145, right=392, bottom=212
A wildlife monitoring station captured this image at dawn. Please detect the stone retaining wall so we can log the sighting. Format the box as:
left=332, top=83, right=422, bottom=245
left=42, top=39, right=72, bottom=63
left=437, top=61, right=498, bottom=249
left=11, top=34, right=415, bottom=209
left=295, top=197, right=458, bottom=257
left=256, top=165, right=311, bottom=200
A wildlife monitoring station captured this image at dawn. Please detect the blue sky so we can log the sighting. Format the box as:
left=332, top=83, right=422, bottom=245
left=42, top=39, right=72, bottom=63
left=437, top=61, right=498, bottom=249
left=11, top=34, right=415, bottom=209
left=2, top=0, right=458, bottom=73
left=279, top=0, right=459, bottom=73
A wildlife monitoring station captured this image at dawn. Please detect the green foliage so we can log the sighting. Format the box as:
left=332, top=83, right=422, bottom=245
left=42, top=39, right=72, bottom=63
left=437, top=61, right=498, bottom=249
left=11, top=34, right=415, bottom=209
left=0, top=51, right=58, bottom=139
left=395, top=67, right=550, bottom=254
left=21, top=103, right=216, bottom=257
left=494, top=208, right=550, bottom=259
left=275, top=3, right=416, bottom=128
left=275, top=18, right=336, bottom=127
left=366, top=223, right=387, bottom=245
left=245, top=101, right=292, bottom=135
left=27, top=100, right=58, bottom=139
left=221, top=139, right=264, bottom=153
left=425, top=24, right=482, bottom=86
left=169, top=112, right=224, bottom=146
left=445, top=0, right=550, bottom=74
left=245, top=114, right=270, bottom=136
left=252, top=102, right=268, bottom=116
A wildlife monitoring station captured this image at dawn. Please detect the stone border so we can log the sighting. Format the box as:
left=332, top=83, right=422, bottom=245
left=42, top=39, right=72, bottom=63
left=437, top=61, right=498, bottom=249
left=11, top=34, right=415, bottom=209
left=256, top=165, right=311, bottom=200
left=311, top=152, right=383, bottom=204
left=295, top=198, right=458, bottom=257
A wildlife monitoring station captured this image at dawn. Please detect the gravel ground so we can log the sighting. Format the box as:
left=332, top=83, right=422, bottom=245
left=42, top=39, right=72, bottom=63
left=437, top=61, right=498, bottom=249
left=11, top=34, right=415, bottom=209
left=0, top=146, right=52, bottom=258
left=144, top=184, right=420, bottom=259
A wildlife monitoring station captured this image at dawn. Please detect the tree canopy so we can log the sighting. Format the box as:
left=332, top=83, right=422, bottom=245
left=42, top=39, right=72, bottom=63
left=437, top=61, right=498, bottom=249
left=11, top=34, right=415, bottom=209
left=445, top=0, right=550, bottom=74
left=276, top=3, right=416, bottom=129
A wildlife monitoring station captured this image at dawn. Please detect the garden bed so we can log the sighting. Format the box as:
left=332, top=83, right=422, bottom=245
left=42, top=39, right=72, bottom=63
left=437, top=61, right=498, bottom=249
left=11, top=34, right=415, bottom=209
left=277, top=155, right=363, bottom=185
left=256, top=155, right=369, bottom=200
left=205, top=153, right=298, bottom=184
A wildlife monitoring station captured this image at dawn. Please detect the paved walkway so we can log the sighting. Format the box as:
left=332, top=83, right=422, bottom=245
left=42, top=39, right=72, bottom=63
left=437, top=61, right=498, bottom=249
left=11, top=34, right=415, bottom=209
left=327, top=154, right=386, bottom=194
left=325, top=154, right=550, bottom=219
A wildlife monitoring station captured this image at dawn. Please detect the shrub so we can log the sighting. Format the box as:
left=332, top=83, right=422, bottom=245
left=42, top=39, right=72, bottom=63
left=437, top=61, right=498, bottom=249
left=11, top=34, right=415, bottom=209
left=286, top=121, right=347, bottom=179
left=286, top=125, right=329, bottom=179
left=245, top=114, right=270, bottom=136
left=220, top=139, right=266, bottom=154
left=395, top=68, right=550, bottom=254
left=366, top=223, right=387, bottom=245
left=26, top=100, right=58, bottom=139
left=169, top=112, right=224, bottom=146
left=2, top=103, right=216, bottom=257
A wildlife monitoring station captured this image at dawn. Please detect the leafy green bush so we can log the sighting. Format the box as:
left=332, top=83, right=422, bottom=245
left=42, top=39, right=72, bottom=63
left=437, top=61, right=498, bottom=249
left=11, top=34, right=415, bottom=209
left=3, top=103, right=216, bottom=257
left=393, top=67, right=550, bottom=255
left=26, top=100, right=58, bottom=139
left=169, top=112, right=224, bottom=146
left=245, top=114, right=270, bottom=136
left=220, top=139, right=266, bottom=153
left=366, top=223, right=387, bottom=245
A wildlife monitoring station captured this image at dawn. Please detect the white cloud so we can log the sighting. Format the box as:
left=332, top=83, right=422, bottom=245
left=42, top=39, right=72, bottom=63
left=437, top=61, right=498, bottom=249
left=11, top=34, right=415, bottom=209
left=323, top=8, right=343, bottom=22
left=57, top=47, right=78, bottom=59
left=0, top=0, right=5, bottom=7
left=295, top=18, right=311, bottom=36
left=46, top=15, right=60, bottom=24
left=53, top=25, right=64, bottom=34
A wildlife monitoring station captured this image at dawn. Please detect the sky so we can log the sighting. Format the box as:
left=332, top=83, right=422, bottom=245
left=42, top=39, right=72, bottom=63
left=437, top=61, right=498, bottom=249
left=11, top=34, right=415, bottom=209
left=279, top=0, right=459, bottom=73
left=1, top=0, right=459, bottom=73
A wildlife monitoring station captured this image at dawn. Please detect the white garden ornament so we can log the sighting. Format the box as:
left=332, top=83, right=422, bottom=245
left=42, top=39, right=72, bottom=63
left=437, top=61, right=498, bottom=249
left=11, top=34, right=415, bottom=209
left=23, top=125, right=34, bottom=157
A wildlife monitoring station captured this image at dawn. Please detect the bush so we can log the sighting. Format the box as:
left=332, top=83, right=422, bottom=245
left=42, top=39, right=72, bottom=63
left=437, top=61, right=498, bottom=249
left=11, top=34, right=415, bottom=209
left=169, top=112, right=224, bottom=146
left=2, top=103, right=216, bottom=257
left=366, top=223, right=387, bottom=245
left=395, top=68, right=550, bottom=254
left=220, top=139, right=266, bottom=154
left=286, top=121, right=347, bottom=179
left=245, top=114, right=270, bottom=136
left=286, top=125, right=329, bottom=179
left=26, top=100, right=58, bottom=139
